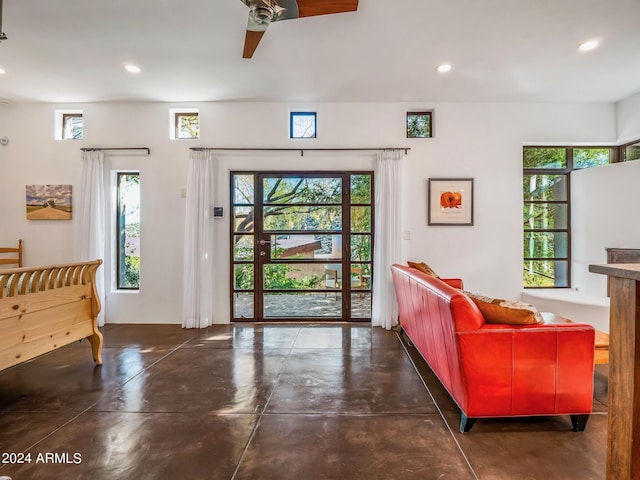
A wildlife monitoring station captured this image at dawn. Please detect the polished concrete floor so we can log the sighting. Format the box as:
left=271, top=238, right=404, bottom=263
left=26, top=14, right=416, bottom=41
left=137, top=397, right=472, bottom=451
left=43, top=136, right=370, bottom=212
left=0, top=324, right=608, bottom=479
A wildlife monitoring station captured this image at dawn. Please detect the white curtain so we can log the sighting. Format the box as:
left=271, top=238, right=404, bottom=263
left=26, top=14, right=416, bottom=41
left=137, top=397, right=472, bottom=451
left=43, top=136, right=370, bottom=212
left=75, top=150, right=106, bottom=326
left=371, top=149, right=403, bottom=330
left=182, top=149, right=215, bottom=328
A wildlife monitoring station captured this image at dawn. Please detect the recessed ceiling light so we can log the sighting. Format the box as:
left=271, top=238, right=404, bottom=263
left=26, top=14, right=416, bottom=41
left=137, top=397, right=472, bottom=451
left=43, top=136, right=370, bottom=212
left=0, top=68, right=6, bottom=75
left=436, top=64, right=452, bottom=73
left=578, top=40, right=599, bottom=52
left=124, top=64, right=141, bottom=74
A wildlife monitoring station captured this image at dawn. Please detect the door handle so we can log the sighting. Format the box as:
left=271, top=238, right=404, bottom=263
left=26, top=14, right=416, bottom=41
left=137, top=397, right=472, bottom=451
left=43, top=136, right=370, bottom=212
left=259, top=239, right=271, bottom=245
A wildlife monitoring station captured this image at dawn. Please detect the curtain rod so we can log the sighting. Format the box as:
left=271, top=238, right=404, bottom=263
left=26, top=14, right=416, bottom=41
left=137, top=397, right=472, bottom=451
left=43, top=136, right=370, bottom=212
left=81, top=147, right=151, bottom=155
left=189, top=147, right=410, bottom=157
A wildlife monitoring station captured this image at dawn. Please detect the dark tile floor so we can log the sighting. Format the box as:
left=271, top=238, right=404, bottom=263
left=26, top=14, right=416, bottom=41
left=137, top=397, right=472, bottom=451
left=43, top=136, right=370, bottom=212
left=0, top=324, right=608, bottom=480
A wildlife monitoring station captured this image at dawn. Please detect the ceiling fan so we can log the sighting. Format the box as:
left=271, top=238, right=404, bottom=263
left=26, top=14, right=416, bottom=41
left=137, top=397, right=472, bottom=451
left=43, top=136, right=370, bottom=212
left=0, top=0, right=7, bottom=41
left=239, top=0, right=359, bottom=58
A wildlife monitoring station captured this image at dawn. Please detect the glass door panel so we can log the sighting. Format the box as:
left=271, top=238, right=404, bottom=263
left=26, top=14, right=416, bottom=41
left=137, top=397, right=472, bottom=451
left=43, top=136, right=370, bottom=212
left=234, top=174, right=255, bottom=203
left=351, top=293, right=372, bottom=319
left=234, top=264, right=254, bottom=291
left=233, top=206, right=254, bottom=232
left=262, top=206, right=342, bottom=231
left=263, top=263, right=325, bottom=290
left=263, top=292, right=343, bottom=318
left=351, top=235, right=372, bottom=261
left=350, top=206, right=371, bottom=232
left=269, top=234, right=341, bottom=260
left=263, top=177, right=343, bottom=204
left=350, top=174, right=371, bottom=203
left=233, top=235, right=254, bottom=261
left=234, top=293, right=254, bottom=319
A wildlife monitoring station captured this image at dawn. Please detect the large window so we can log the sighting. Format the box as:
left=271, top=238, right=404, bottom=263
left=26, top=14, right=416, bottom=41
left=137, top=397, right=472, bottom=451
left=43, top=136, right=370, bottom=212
left=523, top=146, right=613, bottom=288
left=116, top=172, right=141, bottom=289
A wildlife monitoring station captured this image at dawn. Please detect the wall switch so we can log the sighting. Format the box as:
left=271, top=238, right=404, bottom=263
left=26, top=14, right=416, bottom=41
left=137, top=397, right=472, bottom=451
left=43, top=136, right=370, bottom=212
left=402, top=230, right=411, bottom=240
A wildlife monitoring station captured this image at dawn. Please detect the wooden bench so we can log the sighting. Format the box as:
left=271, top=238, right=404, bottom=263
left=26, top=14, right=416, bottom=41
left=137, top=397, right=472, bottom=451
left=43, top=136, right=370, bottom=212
left=0, top=239, right=23, bottom=268
left=0, top=260, right=103, bottom=372
left=543, top=312, right=609, bottom=364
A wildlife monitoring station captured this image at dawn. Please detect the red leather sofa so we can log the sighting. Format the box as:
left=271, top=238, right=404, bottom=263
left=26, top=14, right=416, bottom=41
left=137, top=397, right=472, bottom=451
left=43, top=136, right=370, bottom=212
left=391, top=264, right=595, bottom=432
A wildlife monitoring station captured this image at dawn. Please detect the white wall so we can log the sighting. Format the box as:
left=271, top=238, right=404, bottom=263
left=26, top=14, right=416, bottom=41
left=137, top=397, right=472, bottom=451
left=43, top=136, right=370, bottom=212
left=401, top=102, right=616, bottom=300
left=572, top=160, right=640, bottom=298
left=617, top=90, right=640, bottom=143
left=572, top=91, right=640, bottom=299
left=0, top=101, right=616, bottom=324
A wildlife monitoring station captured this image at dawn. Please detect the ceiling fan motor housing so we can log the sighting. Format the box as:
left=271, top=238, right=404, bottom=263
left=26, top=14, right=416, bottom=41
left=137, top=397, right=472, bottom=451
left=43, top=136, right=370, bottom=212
left=250, top=5, right=276, bottom=24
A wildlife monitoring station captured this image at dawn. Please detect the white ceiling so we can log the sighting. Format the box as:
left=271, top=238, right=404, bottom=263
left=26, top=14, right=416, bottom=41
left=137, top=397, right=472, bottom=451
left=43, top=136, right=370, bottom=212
left=0, top=0, right=639, bottom=104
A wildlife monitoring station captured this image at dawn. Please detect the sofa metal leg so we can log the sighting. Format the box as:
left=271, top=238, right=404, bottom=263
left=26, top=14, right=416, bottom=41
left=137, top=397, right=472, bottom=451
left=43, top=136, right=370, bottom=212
left=397, top=327, right=413, bottom=346
left=460, top=414, right=477, bottom=433
left=570, top=414, right=589, bottom=432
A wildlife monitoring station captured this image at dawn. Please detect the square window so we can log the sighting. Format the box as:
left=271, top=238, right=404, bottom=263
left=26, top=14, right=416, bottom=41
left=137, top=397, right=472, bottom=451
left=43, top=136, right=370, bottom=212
left=406, top=112, right=432, bottom=138
left=62, top=113, right=83, bottom=140
left=290, top=112, right=316, bottom=139
left=175, top=112, right=199, bottom=139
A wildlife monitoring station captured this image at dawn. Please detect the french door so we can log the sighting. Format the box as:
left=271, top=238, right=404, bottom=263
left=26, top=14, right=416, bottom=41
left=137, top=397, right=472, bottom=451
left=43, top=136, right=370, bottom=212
left=231, top=171, right=373, bottom=322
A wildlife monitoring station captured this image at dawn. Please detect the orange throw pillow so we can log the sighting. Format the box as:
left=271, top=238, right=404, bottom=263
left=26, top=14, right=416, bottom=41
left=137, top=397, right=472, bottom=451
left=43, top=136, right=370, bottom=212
left=407, top=261, right=440, bottom=278
left=463, top=291, right=543, bottom=325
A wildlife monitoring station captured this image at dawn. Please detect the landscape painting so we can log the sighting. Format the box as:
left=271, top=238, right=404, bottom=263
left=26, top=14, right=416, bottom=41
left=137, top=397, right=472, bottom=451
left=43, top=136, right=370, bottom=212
left=26, top=185, right=72, bottom=220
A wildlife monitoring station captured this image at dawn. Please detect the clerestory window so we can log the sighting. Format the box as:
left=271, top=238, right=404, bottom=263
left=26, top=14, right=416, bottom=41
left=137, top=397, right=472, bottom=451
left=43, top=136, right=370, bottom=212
left=175, top=112, right=200, bottom=139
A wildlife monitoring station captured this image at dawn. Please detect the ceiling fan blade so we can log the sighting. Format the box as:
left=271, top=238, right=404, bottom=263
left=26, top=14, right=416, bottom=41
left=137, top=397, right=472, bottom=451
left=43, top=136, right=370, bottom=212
left=243, top=27, right=268, bottom=59
left=272, top=0, right=298, bottom=20
left=295, top=0, right=358, bottom=18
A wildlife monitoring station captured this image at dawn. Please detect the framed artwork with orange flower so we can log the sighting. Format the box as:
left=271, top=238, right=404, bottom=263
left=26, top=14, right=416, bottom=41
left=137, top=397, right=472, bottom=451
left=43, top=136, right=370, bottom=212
left=428, top=178, right=474, bottom=226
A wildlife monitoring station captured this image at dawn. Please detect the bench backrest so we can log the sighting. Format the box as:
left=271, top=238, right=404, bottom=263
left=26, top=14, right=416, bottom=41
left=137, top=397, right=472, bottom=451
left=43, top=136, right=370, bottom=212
left=0, top=239, right=23, bottom=269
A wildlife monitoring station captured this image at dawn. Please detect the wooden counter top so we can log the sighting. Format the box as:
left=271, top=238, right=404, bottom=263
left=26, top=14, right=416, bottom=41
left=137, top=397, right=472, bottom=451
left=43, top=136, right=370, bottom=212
left=589, top=263, right=640, bottom=281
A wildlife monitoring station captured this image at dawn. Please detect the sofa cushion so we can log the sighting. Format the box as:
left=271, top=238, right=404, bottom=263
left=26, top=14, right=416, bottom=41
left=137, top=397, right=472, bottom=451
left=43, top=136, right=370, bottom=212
left=463, top=291, right=544, bottom=325
left=407, top=261, right=440, bottom=278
